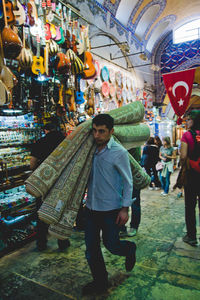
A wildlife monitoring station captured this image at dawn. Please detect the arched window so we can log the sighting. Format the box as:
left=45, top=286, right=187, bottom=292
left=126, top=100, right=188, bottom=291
left=174, top=19, right=200, bottom=44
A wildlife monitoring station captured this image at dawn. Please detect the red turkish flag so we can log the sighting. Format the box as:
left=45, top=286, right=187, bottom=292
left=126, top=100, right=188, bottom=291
left=162, top=69, right=195, bottom=123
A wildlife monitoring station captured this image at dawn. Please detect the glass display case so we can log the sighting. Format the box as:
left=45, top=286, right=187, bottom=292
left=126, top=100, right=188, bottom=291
left=0, top=114, right=42, bottom=191
left=0, top=185, right=37, bottom=256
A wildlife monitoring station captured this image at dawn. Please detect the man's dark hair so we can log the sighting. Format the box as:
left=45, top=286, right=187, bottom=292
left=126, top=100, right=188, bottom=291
left=43, top=123, right=57, bottom=131
left=92, top=114, right=114, bottom=130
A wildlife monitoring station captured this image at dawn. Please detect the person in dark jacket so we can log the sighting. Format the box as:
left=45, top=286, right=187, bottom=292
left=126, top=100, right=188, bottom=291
left=141, top=137, right=160, bottom=190
left=120, top=147, right=142, bottom=237
left=30, top=123, right=70, bottom=251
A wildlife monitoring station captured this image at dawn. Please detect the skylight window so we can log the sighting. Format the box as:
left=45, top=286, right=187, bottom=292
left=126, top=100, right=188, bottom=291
left=173, top=19, right=200, bottom=44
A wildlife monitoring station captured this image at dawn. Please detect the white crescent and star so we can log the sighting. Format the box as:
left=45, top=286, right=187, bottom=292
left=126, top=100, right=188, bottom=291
left=170, top=81, right=189, bottom=107
left=172, top=81, right=189, bottom=97
left=178, top=98, right=184, bottom=106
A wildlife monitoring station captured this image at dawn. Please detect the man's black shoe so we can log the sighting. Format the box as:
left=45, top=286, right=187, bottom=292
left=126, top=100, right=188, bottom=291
left=125, top=244, right=136, bottom=272
left=57, top=239, right=70, bottom=251
left=82, top=281, right=108, bottom=295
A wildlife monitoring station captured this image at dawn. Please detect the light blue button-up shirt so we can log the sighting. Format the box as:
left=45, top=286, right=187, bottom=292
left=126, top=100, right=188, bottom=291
left=86, top=136, right=133, bottom=211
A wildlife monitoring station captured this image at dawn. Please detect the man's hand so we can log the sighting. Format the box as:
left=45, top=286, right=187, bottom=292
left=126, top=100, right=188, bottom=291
left=116, top=207, right=129, bottom=226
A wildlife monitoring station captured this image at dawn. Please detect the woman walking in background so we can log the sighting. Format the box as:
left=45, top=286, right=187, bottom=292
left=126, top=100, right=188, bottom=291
left=141, top=137, right=161, bottom=190
left=159, top=137, right=176, bottom=196
left=180, top=110, right=200, bottom=246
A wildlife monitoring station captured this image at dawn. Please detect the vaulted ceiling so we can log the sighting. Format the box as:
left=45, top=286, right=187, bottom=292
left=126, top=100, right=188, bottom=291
left=98, top=0, right=200, bottom=55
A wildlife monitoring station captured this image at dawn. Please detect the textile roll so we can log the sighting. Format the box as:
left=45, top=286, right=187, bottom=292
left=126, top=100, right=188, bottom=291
left=25, top=101, right=151, bottom=239
left=114, top=123, right=150, bottom=149
left=26, top=121, right=92, bottom=198
left=110, top=100, right=145, bottom=124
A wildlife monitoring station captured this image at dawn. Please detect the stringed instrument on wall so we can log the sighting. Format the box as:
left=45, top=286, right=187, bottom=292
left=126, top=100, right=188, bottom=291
left=5, top=0, right=15, bottom=24
left=54, top=24, right=61, bottom=41
left=0, top=10, right=18, bottom=93
left=31, top=34, right=45, bottom=75
left=76, top=24, right=85, bottom=56
left=12, top=0, right=26, bottom=25
left=27, top=0, right=35, bottom=26
left=17, top=25, right=33, bottom=70
left=0, top=55, right=11, bottom=105
left=57, top=51, right=70, bottom=74
left=75, top=74, right=85, bottom=105
left=55, top=3, right=64, bottom=45
left=1, top=0, right=22, bottom=58
left=82, top=26, right=96, bottom=79
left=29, top=0, right=44, bottom=44
left=66, top=73, right=76, bottom=112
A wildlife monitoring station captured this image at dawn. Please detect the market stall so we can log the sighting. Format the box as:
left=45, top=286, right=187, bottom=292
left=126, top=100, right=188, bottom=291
left=0, top=0, right=148, bottom=255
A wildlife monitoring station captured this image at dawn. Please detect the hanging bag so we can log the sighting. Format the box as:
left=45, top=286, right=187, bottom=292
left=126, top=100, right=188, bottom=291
left=156, top=161, right=164, bottom=171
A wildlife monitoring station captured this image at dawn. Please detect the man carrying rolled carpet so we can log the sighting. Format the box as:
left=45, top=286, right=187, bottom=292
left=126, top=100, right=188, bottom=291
left=83, top=114, right=136, bottom=295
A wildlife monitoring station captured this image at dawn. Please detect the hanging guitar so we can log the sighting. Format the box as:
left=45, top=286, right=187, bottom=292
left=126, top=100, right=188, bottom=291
left=56, top=3, right=64, bottom=45
left=12, top=0, right=26, bottom=25
left=4, top=0, right=15, bottom=24
left=26, top=0, right=35, bottom=26
left=75, top=74, right=85, bottom=104
left=29, top=0, right=44, bottom=44
left=1, top=0, right=22, bottom=58
left=83, top=26, right=96, bottom=79
left=0, top=22, right=16, bottom=106
left=17, top=25, right=33, bottom=70
left=45, top=0, right=56, bottom=39
left=67, top=73, right=76, bottom=112
left=31, top=34, right=45, bottom=75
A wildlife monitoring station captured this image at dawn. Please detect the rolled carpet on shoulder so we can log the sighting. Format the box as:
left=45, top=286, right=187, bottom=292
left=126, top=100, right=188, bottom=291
left=25, top=101, right=150, bottom=239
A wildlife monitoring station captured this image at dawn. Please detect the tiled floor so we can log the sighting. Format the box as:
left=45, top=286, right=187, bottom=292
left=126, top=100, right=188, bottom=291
left=0, top=171, right=200, bottom=300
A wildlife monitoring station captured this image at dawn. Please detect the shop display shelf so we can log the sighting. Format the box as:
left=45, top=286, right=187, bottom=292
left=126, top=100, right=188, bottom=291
left=0, top=127, right=40, bottom=131
left=0, top=142, right=34, bottom=148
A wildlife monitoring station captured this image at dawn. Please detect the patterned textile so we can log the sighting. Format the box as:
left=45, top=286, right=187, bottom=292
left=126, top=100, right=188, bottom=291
left=114, top=123, right=150, bottom=149
left=25, top=101, right=150, bottom=239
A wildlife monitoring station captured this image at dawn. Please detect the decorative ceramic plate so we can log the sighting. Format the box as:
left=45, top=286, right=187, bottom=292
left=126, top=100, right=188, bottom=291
left=116, top=86, right=122, bottom=100
left=101, top=81, right=110, bottom=97
left=109, top=68, right=115, bottom=83
left=94, top=60, right=101, bottom=77
left=115, top=71, right=122, bottom=86
left=109, top=83, right=116, bottom=98
left=101, top=66, right=110, bottom=82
